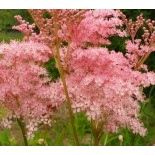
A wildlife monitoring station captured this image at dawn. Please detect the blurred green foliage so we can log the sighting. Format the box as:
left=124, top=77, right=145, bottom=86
left=0, top=129, right=16, bottom=146
left=121, top=9, right=155, bottom=20
left=44, top=58, right=60, bottom=81
left=0, top=32, right=23, bottom=42
left=0, top=10, right=32, bottom=32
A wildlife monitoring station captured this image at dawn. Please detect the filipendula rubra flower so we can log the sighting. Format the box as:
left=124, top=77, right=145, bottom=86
left=0, top=41, right=64, bottom=139
left=59, top=11, right=155, bottom=136
left=13, top=10, right=155, bottom=138
left=64, top=47, right=155, bottom=136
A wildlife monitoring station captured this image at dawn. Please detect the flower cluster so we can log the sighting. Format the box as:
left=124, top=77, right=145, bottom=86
left=59, top=11, right=155, bottom=136
left=3, top=9, right=155, bottom=139
left=63, top=47, right=155, bottom=136
left=0, top=41, right=64, bottom=139
left=12, top=15, right=44, bottom=43
left=71, top=9, right=126, bottom=46
left=120, top=12, right=155, bottom=70
left=27, top=9, right=87, bottom=48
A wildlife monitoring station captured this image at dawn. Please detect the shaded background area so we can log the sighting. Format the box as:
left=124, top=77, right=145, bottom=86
left=0, top=10, right=32, bottom=32
left=0, top=10, right=32, bottom=42
left=0, top=10, right=155, bottom=146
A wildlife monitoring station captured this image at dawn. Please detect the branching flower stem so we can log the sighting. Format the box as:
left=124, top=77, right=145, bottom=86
left=14, top=95, right=28, bottom=146
left=53, top=38, right=80, bottom=146
left=28, top=10, right=80, bottom=146
left=91, top=120, right=104, bottom=146
left=134, top=50, right=152, bottom=70
left=17, top=118, right=28, bottom=146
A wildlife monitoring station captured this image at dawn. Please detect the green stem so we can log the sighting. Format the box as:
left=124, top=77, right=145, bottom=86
left=17, top=118, right=28, bottom=146
left=120, top=141, right=122, bottom=146
left=91, top=121, right=104, bottom=146
left=103, top=133, right=109, bottom=146
left=149, top=85, right=154, bottom=97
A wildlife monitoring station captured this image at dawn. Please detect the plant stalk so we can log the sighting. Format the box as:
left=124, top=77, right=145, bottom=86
left=134, top=51, right=152, bottom=70
left=91, top=121, right=104, bottom=146
left=17, top=118, right=28, bottom=146
left=94, top=137, right=100, bottom=146
left=53, top=45, right=80, bottom=146
left=28, top=10, right=80, bottom=145
left=103, top=133, right=108, bottom=146
left=50, top=12, right=80, bottom=146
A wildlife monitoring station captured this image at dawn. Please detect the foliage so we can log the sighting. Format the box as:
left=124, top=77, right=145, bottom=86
left=0, top=10, right=33, bottom=32
left=0, top=128, right=16, bottom=146
left=0, top=32, right=23, bottom=43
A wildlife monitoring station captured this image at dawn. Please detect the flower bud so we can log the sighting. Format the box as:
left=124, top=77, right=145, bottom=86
left=118, top=135, right=123, bottom=143
left=38, top=139, right=46, bottom=145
